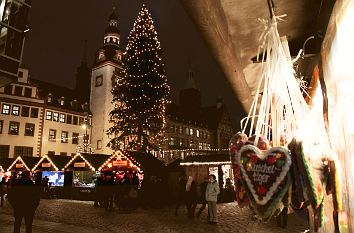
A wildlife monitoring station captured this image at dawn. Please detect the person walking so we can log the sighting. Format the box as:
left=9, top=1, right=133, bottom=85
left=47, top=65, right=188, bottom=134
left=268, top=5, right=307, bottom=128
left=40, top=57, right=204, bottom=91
left=185, top=176, right=197, bottom=218
left=8, top=171, right=41, bottom=233
left=206, top=174, right=220, bottom=224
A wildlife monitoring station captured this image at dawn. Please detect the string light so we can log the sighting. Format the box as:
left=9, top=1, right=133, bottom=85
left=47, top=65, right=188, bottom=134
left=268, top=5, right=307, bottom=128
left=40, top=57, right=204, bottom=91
left=98, top=150, right=141, bottom=171
left=32, top=155, right=59, bottom=172
left=180, top=161, right=232, bottom=166
left=44, top=135, right=84, bottom=142
left=63, top=153, right=96, bottom=171
left=108, top=4, right=170, bottom=151
left=7, top=156, right=30, bottom=172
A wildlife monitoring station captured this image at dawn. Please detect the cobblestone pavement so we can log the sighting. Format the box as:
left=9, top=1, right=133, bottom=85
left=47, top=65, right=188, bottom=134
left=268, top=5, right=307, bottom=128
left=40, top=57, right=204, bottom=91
left=0, top=199, right=310, bottom=233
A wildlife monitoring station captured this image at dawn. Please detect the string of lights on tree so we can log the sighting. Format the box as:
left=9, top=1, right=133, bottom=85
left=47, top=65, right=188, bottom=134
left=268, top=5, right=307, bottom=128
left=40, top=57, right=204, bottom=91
left=108, top=4, right=170, bottom=152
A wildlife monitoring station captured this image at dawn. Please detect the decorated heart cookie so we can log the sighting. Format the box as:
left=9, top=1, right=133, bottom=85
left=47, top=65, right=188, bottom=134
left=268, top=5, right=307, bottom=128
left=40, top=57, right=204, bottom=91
left=238, top=145, right=292, bottom=220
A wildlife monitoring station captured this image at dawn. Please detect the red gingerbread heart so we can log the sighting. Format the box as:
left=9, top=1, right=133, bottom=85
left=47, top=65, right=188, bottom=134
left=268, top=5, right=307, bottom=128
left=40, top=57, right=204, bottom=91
left=238, top=145, right=291, bottom=205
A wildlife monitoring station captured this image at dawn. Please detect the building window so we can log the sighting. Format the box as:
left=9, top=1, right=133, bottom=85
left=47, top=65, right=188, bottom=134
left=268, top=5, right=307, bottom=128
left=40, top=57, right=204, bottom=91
left=12, top=105, right=20, bottom=116
left=67, top=115, right=72, bottom=124
left=95, top=75, right=103, bottom=87
left=61, top=131, right=68, bottom=143
left=14, top=146, right=33, bottom=157
left=0, top=120, right=3, bottom=133
left=53, top=112, right=59, bottom=121
left=48, top=151, right=55, bottom=156
left=24, top=88, right=32, bottom=97
left=49, top=129, right=56, bottom=141
left=196, top=130, right=200, bottom=138
left=60, top=100, right=64, bottom=106
left=169, top=137, right=176, bottom=146
left=190, top=128, right=193, bottom=136
left=8, top=121, right=20, bottom=135
left=97, top=140, right=102, bottom=149
left=185, top=127, right=189, bottom=135
left=46, top=111, right=52, bottom=120
left=0, top=145, right=10, bottom=158
left=18, top=71, right=23, bottom=77
left=73, top=116, right=78, bottom=125
left=60, top=152, right=67, bottom=156
left=30, top=108, right=39, bottom=118
left=21, top=106, right=29, bottom=117
left=2, top=104, right=10, bottom=115
left=72, top=133, right=79, bottom=144
left=24, top=123, right=35, bottom=136
left=4, top=85, right=12, bottom=94
left=47, top=96, right=52, bottom=103
left=59, top=114, right=65, bottom=123
left=14, top=86, right=23, bottom=96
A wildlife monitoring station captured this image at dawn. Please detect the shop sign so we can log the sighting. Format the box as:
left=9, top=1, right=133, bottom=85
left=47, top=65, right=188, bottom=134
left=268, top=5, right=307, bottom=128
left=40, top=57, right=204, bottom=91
left=113, top=160, right=127, bottom=167
left=74, top=162, right=86, bottom=168
left=15, top=164, right=23, bottom=168
left=41, top=163, right=51, bottom=168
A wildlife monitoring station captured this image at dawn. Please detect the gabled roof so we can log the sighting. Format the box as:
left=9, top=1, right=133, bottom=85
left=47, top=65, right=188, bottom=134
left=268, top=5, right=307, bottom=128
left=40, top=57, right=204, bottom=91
left=166, top=103, right=226, bottom=130
left=21, top=156, right=41, bottom=170
left=0, top=158, right=15, bottom=171
left=6, top=157, right=31, bottom=171
left=32, top=155, right=72, bottom=171
left=180, top=153, right=230, bottom=166
left=81, top=153, right=111, bottom=170
left=127, top=151, right=166, bottom=176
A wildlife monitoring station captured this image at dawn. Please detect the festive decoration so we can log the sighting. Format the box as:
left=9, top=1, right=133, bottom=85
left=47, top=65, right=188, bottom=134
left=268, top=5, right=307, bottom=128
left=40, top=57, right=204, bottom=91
left=63, top=153, right=96, bottom=171
left=238, top=145, right=292, bottom=220
left=32, top=155, right=59, bottom=172
left=7, top=156, right=30, bottom=172
left=98, top=150, right=142, bottom=172
left=229, top=132, right=249, bottom=207
left=180, top=161, right=231, bottom=166
left=108, top=4, right=170, bottom=152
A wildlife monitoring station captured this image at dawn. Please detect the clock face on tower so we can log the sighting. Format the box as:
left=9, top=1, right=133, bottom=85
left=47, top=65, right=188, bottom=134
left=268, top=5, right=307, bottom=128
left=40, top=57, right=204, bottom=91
left=95, top=75, right=103, bottom=87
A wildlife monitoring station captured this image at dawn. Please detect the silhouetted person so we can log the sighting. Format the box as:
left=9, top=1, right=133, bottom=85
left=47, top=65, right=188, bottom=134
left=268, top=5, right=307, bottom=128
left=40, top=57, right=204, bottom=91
left=8, top=171, right=41, bottom=233
left=196, top=177, right=209, bottom=217
left=0, top=177, right=7, bottom=207
left=175, top=175, right=187, bottom=216
left=185, top=176, right=197, bottom=218
left=224, top=178, right=235, bottom=202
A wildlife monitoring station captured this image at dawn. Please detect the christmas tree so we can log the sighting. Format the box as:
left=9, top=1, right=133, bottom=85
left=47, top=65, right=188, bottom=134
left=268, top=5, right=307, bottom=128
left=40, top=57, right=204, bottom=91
left=108, top=5, right=170, bottom=152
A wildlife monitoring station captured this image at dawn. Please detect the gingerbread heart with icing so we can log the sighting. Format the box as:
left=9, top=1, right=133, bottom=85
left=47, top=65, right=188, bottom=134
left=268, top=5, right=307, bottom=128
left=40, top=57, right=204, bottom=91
left=238, top=145, right=292, bottom=205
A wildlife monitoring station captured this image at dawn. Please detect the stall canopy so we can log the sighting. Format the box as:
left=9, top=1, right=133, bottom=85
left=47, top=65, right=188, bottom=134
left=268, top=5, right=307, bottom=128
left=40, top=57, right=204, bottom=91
left=32, top=155, right=72, bottom=171
left=6, top=156, right=33, bottom=172
left=98, top=150, right=142, bottom=172
left=180, top=154, right=231, bottom=166
left=64, top=153, right=110, bottom=171
left=21, top=157, right=41, bottom=171
left=127, top=151, right=166, bottom=177
left=0, top=158, right=15, bottom=172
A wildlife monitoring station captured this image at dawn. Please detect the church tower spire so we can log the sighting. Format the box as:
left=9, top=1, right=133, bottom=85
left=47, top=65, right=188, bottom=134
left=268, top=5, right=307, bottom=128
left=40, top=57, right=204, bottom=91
left=75, top=40, right=90, bottom=102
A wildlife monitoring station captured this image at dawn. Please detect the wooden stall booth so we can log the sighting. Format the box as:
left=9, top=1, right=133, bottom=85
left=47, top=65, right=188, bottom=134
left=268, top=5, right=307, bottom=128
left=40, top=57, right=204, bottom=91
left=63, top=153, right=110, bottom=200
left=180, top=153, right=234, bottom=202
left=31, top=155, right=72, bottom=197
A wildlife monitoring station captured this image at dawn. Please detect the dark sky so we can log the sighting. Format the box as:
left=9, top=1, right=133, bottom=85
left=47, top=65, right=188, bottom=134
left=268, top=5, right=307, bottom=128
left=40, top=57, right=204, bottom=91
left=23, top=0, right=246, bottom=130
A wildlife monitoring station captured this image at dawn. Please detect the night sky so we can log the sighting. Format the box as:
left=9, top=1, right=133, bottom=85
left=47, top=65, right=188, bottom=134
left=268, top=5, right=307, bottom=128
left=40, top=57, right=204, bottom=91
left=23, top=0, right=246, bottom=130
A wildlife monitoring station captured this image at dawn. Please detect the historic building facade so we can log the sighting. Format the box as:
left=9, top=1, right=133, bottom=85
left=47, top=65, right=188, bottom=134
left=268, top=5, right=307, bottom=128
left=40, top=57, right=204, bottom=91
left=0, top=66, right=91, bottom=158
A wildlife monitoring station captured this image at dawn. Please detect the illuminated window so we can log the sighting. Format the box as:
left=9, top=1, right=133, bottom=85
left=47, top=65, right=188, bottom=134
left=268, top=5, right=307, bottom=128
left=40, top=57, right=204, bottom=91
left=196, top=130, right=200, bottom=137
left=53, top=112, right=59, bottom=121
left=169, top=137, right=175, bottom=146
left=189, top=128, right=193, bottom=136
left=59, top=114, right=65, bottom=123
left=46, top=111, right=52, bottom=120
left=61, top=131, right=68, bottom=143
left=8, top=121, right=20, bottom=135
left=12, top=105, right=20, bottom=116
left=185, top=127, right=189, bottom=135
left=24, top=123, right=35, bottom=136
left=2, top=104, right=10, bottom=115
left=49, top=129, right=56, bottom=141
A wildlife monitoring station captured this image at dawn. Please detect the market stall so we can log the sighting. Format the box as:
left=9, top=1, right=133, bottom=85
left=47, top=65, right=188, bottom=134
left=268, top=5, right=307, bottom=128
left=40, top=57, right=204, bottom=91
left=63, top=153, right=110, bottom=200
left=31, top=155, right=72, bottom=197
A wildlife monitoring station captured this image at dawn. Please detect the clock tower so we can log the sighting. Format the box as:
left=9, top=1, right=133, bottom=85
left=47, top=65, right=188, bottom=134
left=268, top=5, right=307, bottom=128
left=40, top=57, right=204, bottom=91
left=90, top=9, right=123, bottom=154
